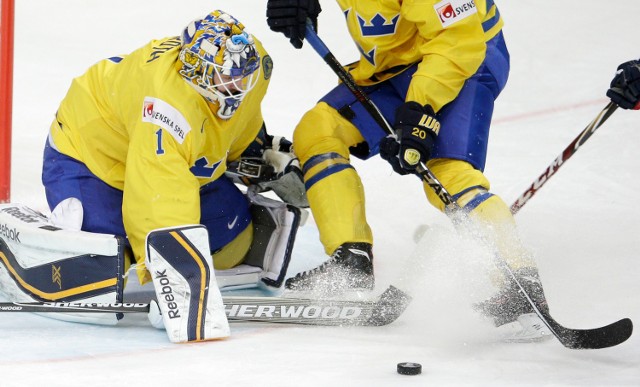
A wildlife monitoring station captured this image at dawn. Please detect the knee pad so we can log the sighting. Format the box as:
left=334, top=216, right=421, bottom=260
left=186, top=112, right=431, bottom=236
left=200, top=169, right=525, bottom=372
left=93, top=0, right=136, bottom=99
left=49, top=197, right=84, bottom=231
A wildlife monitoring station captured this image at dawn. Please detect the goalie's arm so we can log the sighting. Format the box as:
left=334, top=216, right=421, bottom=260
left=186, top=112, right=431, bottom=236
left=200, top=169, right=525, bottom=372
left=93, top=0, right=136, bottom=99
left=122, top=122, right=203, bottom=281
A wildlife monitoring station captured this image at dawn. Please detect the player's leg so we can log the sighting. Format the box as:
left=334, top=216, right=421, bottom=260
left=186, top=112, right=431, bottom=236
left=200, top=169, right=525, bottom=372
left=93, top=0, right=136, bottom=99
left=288, top=103, right=374, bottom=291
left=42, top=140, right=126, bottom=237
left=293, top=103, right=372, bottom=254
left=200, top=178, right=304, bottom=290
left=199, top=177, right=254, bottom=270
left=422, top=32, right=549, bottom=332
left=286, top=78, right=410, bottom=292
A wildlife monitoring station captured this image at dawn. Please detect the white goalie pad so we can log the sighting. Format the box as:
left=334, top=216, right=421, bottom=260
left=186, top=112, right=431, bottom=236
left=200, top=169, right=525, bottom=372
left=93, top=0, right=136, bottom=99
left=0, top=203, right=125, bottom=325
left=146, top=225, right=230, bottom=343
left=215, top=264, right=263, bottom=290
left=209, top=191, right=306, bottom=292
left=244, top=191, right=307, bottom=289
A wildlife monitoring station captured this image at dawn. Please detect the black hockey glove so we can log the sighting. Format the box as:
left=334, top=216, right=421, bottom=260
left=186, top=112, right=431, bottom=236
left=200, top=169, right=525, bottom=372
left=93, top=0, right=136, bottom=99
left=607, top=59, right=640, bottom=110
left=266, top=0, right=321, bottom=49
left=379, top=102, right=440, bottom=175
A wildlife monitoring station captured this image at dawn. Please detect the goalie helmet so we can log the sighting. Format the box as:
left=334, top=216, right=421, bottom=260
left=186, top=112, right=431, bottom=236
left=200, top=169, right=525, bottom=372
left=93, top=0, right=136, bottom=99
left=179, top=10, right=261, bottom=119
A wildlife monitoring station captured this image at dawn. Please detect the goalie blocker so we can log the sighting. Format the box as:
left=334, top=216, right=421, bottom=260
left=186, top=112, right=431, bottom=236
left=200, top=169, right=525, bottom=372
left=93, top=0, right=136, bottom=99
left=0, top=195, right=305, bottom=333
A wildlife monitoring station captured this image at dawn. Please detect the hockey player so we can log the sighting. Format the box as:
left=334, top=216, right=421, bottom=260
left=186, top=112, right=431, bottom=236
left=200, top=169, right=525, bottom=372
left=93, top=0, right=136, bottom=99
left=265, top=0, right=550, bottom=337
left=607, top=59, right=640, bottom=110
left=30, top=10, right=304, bottom=343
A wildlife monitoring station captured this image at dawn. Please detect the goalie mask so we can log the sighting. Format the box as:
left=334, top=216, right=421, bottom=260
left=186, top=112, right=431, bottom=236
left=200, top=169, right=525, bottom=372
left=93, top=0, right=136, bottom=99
left=179, top=10, right=260, bottom=119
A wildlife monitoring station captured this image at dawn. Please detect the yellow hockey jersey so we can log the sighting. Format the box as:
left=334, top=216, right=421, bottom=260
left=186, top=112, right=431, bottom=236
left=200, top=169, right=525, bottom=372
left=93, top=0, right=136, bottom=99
left=49, top=36, right=272, bottom=270
left=336, top=0, right=503, bottom=111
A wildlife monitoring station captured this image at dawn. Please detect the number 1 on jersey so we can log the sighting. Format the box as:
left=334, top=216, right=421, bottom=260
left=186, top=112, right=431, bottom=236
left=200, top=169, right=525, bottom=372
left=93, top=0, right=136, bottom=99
left=155, top=129, right=165, bottom=155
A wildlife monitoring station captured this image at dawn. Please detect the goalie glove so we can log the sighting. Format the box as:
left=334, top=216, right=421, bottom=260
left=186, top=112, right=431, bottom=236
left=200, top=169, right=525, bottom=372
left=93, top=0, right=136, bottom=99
left=226, top=145, right=309, bottom=208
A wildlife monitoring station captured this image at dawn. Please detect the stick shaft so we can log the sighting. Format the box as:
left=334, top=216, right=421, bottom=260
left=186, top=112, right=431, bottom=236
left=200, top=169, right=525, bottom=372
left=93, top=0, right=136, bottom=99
left=304, top=23, right=459, bottom=212
left=510, top=102, right=618, bottom=214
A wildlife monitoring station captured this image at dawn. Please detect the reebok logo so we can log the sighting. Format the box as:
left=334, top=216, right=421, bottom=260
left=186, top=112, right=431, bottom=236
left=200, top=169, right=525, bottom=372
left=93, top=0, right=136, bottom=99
left=154, top=269, right=181, bottom=319
left=1, top=206, right=42, bottom=224
left=0, top=223, right=20, bottom=243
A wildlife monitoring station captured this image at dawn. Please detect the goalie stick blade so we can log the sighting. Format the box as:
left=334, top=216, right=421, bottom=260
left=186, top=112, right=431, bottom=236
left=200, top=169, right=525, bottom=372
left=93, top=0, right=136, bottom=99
left=547, top=315, right=633, bottom=350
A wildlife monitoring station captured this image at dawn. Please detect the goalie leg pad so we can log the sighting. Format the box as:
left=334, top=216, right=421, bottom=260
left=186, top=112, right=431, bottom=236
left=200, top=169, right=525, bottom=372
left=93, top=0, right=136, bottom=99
left=0, top=203, right=126, bottom=325
left=244, top=191, right=306, bottom=288
left=146, top=225, right=230, bottom=343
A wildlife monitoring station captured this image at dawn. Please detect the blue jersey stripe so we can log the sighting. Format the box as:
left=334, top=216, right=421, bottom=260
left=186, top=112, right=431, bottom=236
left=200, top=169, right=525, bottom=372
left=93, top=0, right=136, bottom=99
left=482, top=7, right=501, bottom=33
left=305, top=164, right=354, bottom=191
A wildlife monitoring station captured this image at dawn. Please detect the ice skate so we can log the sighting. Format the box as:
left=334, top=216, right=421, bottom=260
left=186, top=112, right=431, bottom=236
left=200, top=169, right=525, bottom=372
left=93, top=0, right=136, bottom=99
left=475, top=268, right=549, bottom=328
left=498, top=312, right=552, bottom=343
left=285, top=242, right=374, bottom=292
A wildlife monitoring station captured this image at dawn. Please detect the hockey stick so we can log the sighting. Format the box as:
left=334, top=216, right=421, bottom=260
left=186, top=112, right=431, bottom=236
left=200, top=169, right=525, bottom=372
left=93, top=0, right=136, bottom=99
left=303, top=23, right=632, bottom=349
left=510, top=102, right=619, bottom=214
left=302, top=22, right=458, bottom=213
left=0, top=285, right=411, bottom=327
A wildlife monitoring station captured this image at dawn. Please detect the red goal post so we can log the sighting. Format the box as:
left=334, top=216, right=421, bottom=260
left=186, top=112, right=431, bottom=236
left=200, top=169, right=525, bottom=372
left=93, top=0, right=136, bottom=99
left=0, top=0, right=14, bottom=202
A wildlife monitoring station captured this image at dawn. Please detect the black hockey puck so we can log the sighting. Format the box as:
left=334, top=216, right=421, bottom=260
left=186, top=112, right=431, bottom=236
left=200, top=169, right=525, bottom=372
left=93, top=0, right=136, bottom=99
left=397, top=362, right=422, bottom=375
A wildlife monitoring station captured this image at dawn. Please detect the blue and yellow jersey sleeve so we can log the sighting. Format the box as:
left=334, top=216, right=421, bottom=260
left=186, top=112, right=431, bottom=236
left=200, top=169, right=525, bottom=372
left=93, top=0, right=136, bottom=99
left=336, top=0, right=503, bottom=111
left=49, top=36, right=271, bottom=269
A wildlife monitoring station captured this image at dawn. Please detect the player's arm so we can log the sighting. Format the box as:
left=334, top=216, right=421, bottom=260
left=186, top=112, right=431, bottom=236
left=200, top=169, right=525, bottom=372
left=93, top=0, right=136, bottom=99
left=122, top=124, right=200, bottom=270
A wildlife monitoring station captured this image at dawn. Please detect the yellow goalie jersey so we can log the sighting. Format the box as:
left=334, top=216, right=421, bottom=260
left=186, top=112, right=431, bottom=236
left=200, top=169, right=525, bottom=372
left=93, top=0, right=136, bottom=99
left=336, top=0, right=503, bottom=110
left=48, top=36, right=271, bottom=267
